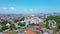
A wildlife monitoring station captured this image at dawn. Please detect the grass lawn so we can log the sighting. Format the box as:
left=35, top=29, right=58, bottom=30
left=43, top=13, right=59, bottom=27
left=10, top=31, right=17, bottom=34
left=52, top=28, right=58, bottom=34
left=35, top=31, right=41, bottom=34
left=41, top=24, right=46, bottom=28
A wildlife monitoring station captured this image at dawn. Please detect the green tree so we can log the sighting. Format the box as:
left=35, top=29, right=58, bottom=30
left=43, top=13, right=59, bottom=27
left=45, top=18, right=49, bottom=29
left=10, top=24, right=16, bottom=30
left=19, top=17, right=25, bottom=21
left=47, top=16, right=60, bottom=29
left=46, top=21, right=49, bottom=29
left=2, top=25, right=8, bottom=30
left=0, top=29, right=2, bottom=32
left=8, top=21, right=12, bottom=24
left=18, top=22, right=25, bottom=26
left=1, top=20, right=8, bottom=25
left=31, top=23, right=36, bottom=26
left=14, top=19, right=19, bottom=23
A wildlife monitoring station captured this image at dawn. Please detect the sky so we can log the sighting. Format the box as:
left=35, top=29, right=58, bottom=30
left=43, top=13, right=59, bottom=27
left=0, top=0, right=60, bottom=14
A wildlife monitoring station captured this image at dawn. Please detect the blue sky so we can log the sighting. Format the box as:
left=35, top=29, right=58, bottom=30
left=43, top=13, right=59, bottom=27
left=0, top=0, right=60, bottom=14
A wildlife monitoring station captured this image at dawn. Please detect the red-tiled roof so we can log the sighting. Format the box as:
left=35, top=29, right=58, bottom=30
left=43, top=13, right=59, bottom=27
left=25, top=30, right=35, bottom=34
left=4, top=32, right=10, bottom=34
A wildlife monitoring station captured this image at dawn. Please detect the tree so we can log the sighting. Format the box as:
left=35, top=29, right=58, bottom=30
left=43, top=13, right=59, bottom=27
left=10, top=24, right=16, bottom=30
left=1, top=20, right=8, bottom=25
left=39, top=16, right=42, bottom=18
left=18, top=22, right=25, bottom=26
left=14, top=17, right=25, bottom=22
left=46, top=21, right=49, bottom=29
left=47, top=16, right=60, bottom=29
left=19, top=17, right=25, bottom=21
left=31, top=23, right=36, bottom=26
left=8, top=21, right=12, bottom=24
left=14, top=19, right=19, bottom=23
left=2, top=25, right=8, bottom=30
left=0, top=29, right=2, bottom=32
left=45, top=18, right=49, bottom=29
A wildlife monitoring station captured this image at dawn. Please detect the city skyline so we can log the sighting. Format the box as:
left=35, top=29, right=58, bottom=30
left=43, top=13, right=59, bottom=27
left=0, top=0, right=60, bottom=14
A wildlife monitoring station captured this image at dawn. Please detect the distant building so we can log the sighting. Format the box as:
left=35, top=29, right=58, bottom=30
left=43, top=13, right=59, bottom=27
left=24, top=15, right=43, bottom=24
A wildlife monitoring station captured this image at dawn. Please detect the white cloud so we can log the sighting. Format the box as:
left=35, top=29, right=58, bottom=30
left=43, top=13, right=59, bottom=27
left=0, top=7, right=18, bottom=11
left=10, top=7, right=16, bottom=11
left=2, top=7, right=7, bottom=10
